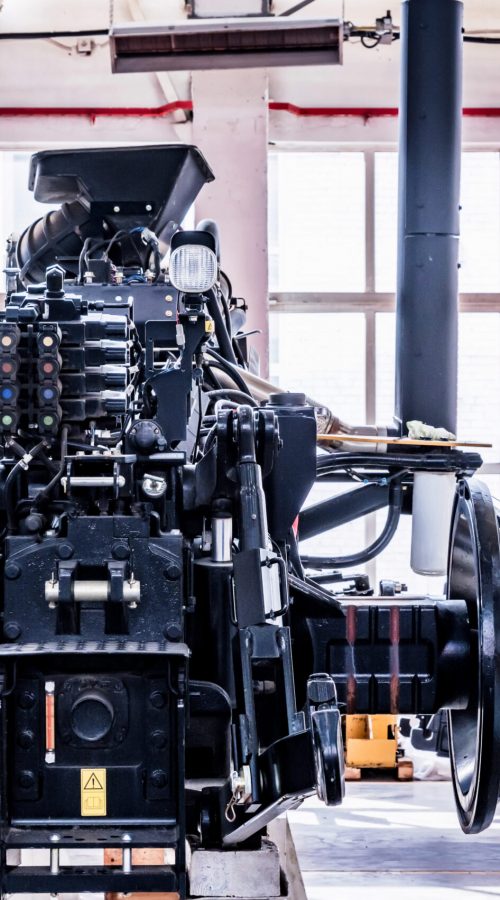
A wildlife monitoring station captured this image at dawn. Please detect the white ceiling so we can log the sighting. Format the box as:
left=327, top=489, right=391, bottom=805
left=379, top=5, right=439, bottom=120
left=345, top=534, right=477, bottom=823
left=0, top=0, right=499, bottom=143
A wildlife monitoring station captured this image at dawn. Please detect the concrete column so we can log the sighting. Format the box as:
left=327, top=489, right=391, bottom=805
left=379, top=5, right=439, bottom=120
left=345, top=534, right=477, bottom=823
left=192, top=70, right=269, bottom=376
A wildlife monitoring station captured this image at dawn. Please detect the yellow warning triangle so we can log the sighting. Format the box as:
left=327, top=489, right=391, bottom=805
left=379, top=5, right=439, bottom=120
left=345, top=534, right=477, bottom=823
left=84, top=772, right=104, bottom=791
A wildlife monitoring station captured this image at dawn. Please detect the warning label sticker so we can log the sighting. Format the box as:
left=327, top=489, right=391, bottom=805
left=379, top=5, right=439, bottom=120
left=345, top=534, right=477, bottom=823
left=80, top=768, right=107, bottom=816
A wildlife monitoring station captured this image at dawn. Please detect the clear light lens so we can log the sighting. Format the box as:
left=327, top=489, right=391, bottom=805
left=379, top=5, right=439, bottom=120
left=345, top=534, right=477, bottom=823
left=169, top=245, right=218, bottom=293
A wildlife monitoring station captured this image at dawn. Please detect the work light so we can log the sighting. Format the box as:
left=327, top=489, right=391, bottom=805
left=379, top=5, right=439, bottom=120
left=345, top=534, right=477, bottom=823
left=169, top=231, right=218, bottom=293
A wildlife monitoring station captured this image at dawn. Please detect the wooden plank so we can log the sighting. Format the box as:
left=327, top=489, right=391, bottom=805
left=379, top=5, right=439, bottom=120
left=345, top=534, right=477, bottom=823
left=317, top=433, right=492, bottom=448
left=104, top=848, right=166, bottom=866
left=104, top=848, right=177, bottom=900
left=106, top=894, right=178, bottom=900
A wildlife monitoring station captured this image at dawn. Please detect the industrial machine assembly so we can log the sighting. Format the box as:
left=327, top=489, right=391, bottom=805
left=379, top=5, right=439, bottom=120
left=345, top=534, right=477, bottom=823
left=0, top=0, right=497, bottom=897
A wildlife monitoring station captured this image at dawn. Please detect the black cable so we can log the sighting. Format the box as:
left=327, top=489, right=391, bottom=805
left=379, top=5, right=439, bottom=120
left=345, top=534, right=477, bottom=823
left=233, top=336, right=246, bottom=367
left=218, top=285, right=233, bottom=336
left=77, top=237, right=93, bottom=283
left=464, top=35, right=500, bottom=44
left=207, top=389, right=258, bottom=408
left=37, top=450, right=60, bottom=475
left=0, top=29, right=109, bottom=40
left=202, top=364, right=223, bottom=390
left=205, top=349, right=252, bottom=396
left=205, top=289, right=238, bottom=365
left=33, top=427, right=69, bottom=508
left=316, top=450, right=474, bottom=475
left=207, top=360, right=251, bottom=396
left=191, top=381, right=204, bottom=464
left=288, top=529, right=305, bottom=579
left=361, top=34, right=381, bottom=48
left=4, top=440, right=47, bottom=531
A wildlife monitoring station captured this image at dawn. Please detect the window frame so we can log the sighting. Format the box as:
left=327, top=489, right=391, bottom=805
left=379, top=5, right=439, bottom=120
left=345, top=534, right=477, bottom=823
left=269, top=147, right=500, bottom=473
left=269, top=146, right=500, bottom=585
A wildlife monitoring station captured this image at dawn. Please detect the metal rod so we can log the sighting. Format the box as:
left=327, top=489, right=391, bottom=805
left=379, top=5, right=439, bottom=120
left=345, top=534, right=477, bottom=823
left=395, top=0, right=463, bottom=434
left=122, top=846, right=132, bottom=874
left=50, top=848, right=59, bottom=875
left=212, top=516, right=233, bottom=563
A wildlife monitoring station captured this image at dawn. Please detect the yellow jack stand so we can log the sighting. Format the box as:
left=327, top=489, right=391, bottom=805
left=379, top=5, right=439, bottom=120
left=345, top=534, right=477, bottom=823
left=344, top=715, right=413, bottom=781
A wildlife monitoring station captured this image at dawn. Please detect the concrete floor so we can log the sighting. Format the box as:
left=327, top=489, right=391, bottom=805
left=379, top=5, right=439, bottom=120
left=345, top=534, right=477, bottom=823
left=287, top=781, right=500, bottom=900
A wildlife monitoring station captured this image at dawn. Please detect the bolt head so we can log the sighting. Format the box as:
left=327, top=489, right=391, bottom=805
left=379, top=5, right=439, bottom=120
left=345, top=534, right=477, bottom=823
left=164, top=623, right=182, bottom=641
left=57, top=542, right=74, bottom=560
left=149, top=690, right=167, bottom=709
left=4, top=621, right=21, bottom=640
left=18, top=770, right=36, bottom=789
left=5, top=563, right=21, bottom=580
left=18, top=690, right=36, bottom=710
left=151, top=729, right=167, bottom=749
left=18, top=729, right=35, bottom=749
left=150, top=769, right=167, bottom=789
left=112, top=542, right=130, bottom=560
left=164, top=563, right=181, bottom=581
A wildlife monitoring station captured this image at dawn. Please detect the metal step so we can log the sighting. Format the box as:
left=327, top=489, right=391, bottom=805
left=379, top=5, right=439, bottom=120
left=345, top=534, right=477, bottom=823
left=4, top=825, right=179, bottom=848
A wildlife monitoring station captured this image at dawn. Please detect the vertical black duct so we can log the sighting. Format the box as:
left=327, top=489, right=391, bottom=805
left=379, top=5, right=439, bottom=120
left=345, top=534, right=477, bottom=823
left=395, top=0, right=463, bottom=435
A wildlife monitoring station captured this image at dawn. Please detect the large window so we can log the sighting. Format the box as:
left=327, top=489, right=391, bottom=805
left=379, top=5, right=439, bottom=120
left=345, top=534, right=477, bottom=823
left=269, top=149, right=500, bottom=592
left=0, top=152, right=51, bottom=244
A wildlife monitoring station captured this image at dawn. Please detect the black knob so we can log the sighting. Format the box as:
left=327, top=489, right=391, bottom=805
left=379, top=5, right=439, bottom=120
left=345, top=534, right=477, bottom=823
left=45, top=265, right=65, bottom=298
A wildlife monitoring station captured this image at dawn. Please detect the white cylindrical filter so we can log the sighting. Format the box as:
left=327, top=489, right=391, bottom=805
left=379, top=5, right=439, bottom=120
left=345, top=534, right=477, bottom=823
left=410, top=471, right=456, bottom=575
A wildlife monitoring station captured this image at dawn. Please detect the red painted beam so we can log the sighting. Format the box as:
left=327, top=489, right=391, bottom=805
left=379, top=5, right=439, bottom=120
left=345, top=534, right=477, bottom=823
left=269, top=102, right=398, bottom=116
left=0, top=100, right=194, bottom=118
left=0, top=101, right=499, bottom=118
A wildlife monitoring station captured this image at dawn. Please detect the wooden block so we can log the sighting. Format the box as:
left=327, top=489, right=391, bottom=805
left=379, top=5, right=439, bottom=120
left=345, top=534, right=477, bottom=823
left=104, top=848, right=165, bottom=866
left=397, top=758, right=414, bottom=781
left=344, top=765, right=362, bottom=781
left=104, top=847, right=177, bottom=899
left=106, top=894, right=178, bottom=900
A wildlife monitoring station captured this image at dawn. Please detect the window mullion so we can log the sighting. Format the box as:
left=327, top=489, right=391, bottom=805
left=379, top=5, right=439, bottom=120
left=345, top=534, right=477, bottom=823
left=364, top=150, right=376, bottom=293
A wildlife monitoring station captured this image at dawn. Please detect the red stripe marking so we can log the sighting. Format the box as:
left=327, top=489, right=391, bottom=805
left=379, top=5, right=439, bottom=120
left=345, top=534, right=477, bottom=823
left=0, top=102, right=499, bottom=118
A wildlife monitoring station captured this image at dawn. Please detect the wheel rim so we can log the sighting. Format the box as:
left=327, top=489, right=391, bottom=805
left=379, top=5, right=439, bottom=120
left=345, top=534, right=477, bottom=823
left=447, top=479, right=500, bottom=833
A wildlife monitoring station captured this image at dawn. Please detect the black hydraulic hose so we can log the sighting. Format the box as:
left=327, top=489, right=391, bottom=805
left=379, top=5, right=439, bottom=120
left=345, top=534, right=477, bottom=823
left=205, top=349, right=252, bottom=397
left=205, top=289, right=238, bottom=365
left=301, top=481, right=403, bottom=570
left=299, top=481, right=390, bottom=542
left=4, top=440, right=47, bottom=531
left=219, top=289, right=246, bottom=365
left=4, top=440, right=28, bottom=459
left=207, top=389, right=258, bottom=408
left=203, top=363, right=223, bottom=390
left=37, top=449, right=60, bottom=474
left=287, top=529, right=305, bottom=579
left=316, top=450, right=482, bottom=474
left=288, top=573, right=342, bottom=612
left=33, top=427, right=69, bottom=508
left=218, top=284, right=233, bottom=335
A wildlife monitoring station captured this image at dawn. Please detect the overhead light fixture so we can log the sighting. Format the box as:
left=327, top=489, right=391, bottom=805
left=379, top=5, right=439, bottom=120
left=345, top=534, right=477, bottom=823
left=110, top=17, right=343, bottom=72
left=186, top=0, right=272, bottom=17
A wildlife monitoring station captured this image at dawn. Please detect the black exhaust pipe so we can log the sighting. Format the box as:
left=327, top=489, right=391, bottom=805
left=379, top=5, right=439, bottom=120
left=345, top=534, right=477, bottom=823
left=395, top=0, right=463, bottom=436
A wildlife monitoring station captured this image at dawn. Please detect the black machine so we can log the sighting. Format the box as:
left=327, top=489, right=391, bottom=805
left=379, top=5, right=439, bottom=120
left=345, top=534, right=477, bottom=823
left=0, top=0, right=499, bottom=896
